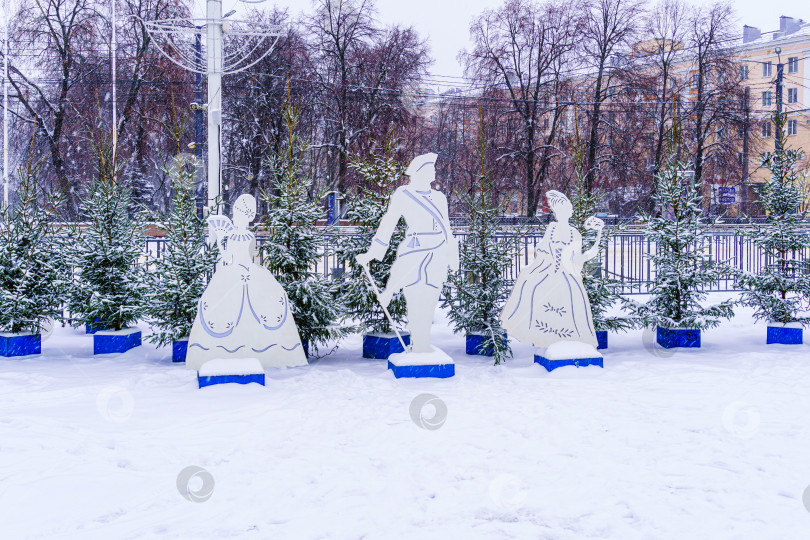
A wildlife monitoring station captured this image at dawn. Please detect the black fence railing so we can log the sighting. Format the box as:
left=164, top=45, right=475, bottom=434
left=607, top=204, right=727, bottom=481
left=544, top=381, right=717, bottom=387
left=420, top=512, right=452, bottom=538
left=141, top=230, right=810, bottom=295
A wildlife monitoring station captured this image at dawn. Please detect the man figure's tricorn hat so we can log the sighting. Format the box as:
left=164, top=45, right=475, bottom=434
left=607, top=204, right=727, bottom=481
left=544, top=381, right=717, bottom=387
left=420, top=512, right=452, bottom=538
left=405, top=153, right=438, bottom=177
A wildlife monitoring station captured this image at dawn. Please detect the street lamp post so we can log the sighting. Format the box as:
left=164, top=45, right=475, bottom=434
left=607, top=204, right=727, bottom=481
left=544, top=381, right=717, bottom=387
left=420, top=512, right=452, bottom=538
left=111, top=0, right=117, bottom=155
left=141, top=0, right=281, bottom=215
left=3, top=0, right=8, bottom=209
left=775, top=47, right=783, bottom=151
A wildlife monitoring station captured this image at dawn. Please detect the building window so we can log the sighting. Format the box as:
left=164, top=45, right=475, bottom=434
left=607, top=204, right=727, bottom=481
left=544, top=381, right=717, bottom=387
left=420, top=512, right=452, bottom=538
left=762, top=61, right=772, bottom=77
left=691, top=73, right=699, bottom=89
left=787, top=88, right=798, bottom=104
left=740, top=65, right=749, bottom=80
left=788, top=119, right=797, bottom=136
left=788, top=57, right=799, bottom=73
left=761, top=122, right=771, bottom=137
left=762, top=91, right=772, bottom=106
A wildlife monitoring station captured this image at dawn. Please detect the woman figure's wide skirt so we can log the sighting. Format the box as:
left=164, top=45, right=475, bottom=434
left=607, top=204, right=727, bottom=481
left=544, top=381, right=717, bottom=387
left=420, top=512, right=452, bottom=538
left=501, top=257, right=597, bottom=348
left=186, top=263, right=307, bottom=370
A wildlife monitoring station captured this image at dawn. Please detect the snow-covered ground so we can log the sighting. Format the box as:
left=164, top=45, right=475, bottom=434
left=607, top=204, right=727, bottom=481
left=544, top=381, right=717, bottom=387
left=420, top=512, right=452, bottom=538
left=2, top=294, right=810, bottom=539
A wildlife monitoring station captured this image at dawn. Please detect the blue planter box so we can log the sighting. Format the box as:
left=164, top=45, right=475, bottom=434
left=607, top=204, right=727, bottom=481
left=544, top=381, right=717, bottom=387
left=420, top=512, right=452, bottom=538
left=465, top=332, right=507, bottom=356
left=656, top=327, right=700, bottom=349
left=85, top=321, right=108, bottom=334
left=596, top=331, right=608, bottom=350
left=363, top=332, right=411, bottom=359
left=172, top=339, right=189, bottom=362
left=534, top=355, right=603, bottom=372
left=198, top=373, right=265, bottom=388
left=388, top=361, right=455, bottom=379
left=94, top=328, right=142, bottom=354
left=0, top=333, right=41, bottom=357
left=767, top=325, right=803, bottom=345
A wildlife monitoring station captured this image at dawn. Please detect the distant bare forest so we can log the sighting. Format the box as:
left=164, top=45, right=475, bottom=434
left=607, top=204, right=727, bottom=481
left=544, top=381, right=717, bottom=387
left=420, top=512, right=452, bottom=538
left=2, top=0, right=762, bottom=218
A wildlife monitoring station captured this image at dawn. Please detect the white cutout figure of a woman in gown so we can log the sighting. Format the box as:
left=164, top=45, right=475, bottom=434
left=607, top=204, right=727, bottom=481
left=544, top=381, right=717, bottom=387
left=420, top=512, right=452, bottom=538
left=501, top=191, right=605, bottom=348
left=186, top=194, right=307, bottom=370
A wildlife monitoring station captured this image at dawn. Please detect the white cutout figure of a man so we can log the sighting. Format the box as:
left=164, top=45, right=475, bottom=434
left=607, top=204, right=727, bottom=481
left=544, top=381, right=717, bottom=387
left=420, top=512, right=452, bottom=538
left=356, top=153, right=459, bottom=354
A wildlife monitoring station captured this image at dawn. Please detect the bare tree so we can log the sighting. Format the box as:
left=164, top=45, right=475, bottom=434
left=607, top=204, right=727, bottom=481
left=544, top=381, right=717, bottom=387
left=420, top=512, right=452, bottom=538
left=5, top=0, right=98, bottom=209
left=307, top=0, right=376, bottom=195
left=580, top=0, right=644, bottom=193
left=462, top=0, right=582, bottom=216
left=307, top=0, right=429, bottom=197
left=643, top=0, right=688, bottom=179
left=684, top=1, right=740, bottom=187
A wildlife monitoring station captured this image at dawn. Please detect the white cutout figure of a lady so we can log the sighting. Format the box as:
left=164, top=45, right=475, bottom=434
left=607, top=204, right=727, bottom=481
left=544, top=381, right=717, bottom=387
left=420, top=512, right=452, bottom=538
left=186, top=194, right=307, bottom=370
left=501, top=191, right=604, bottom=348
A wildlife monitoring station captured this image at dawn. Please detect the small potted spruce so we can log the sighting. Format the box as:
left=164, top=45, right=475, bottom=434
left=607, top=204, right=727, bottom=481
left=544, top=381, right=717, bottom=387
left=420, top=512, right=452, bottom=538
left=67, top=136, right=146, bottom=354
left=143, top=151, right=217, bottom=361
left=737, top=111, right=810, bottom=344
left=442, top=115, right=519, bottom=364
left=569, top=156, right=634, bottom=350
left=338, top=133, right=410, bottom=359
left=261, top=97, right=349, bottom=357
left=626, top=155, right=734, bottom=349
left=0, top=148, right=66, bottom=357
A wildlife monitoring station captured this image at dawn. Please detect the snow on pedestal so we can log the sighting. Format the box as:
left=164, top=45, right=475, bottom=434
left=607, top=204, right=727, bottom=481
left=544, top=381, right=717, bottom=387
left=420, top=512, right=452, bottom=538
left=363, top=332, right=410, bottom=359
left=388, top=347, right=454, bottom=379
left=93, top=327, right=142, bottom=355
left=197, top=358, right=266, bottom=388
left=0, top=332, right=41, bottom=357
left=534, top=341, right=603, bottom=372
left=766, top=321, right=803, bottom=345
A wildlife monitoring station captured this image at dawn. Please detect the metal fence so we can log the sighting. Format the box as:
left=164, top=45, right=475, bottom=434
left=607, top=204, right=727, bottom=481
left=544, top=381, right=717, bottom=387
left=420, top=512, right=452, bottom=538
left=143, top=230, right=810, bottom=295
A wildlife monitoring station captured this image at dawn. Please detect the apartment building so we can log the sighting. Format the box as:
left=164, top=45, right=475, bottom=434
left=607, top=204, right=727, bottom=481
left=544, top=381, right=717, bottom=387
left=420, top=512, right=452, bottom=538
left=737, top=16, right=810, bottom=210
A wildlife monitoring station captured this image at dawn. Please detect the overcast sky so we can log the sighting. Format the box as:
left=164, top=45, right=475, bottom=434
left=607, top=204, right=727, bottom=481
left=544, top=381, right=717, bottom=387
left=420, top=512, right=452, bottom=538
left=207, top=0, right=806, bottom=84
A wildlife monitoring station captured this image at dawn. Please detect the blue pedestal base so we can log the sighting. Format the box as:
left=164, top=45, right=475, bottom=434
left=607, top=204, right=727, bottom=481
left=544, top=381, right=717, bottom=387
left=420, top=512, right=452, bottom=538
left=0, top=333, right=41, bottom=357
left=387, top=361, right=455, bottom=378
left=172, top=340, right=188, bottom=362
left=465, top=332, right=507, bottom=356
left=85, top=321, right=107, bottom=334
left=596, top=331, right=608, bottom=350
left=767, top=326, right=803, bottom=345
left=534, top=355, right=603, bottom=372
left=94, top=328, right=142, bottom=354
left=363, top=333, right=410, bottom=359
left=656, top=327, right=700, bottom=349
left=198, top=373, right=265, bottom=388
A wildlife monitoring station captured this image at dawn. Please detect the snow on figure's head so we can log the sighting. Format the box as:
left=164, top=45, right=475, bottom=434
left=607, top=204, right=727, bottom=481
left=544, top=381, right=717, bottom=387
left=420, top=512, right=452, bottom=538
left=233, top=194, right=256, bottom=227
left=546, top=190, right=572, bottom=222
left=406, top=153, right=437, bottom=189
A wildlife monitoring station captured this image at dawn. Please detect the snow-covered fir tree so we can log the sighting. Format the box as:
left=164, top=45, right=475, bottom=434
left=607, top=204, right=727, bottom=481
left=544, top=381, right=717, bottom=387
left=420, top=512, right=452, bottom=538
left=67, top=137, right=146, bottom=331
left=0, top=149, right=66, bottom=334
left=261, top=98, right=348, bottom=355
left=626, top=155, right=734, bottom=330
left=442, top=119, right=519, bottom=364
left=337, top=133, right=408, bottom=335
left=737, top=112, right=810, bottom=325
left=143, top=154, right=218, bottom=346
left=569, top=154, right=634, bottom=333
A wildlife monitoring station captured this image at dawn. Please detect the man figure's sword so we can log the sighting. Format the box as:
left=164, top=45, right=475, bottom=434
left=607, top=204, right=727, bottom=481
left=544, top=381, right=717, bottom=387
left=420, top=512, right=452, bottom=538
left=357, top=257, right=410, bottom=354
